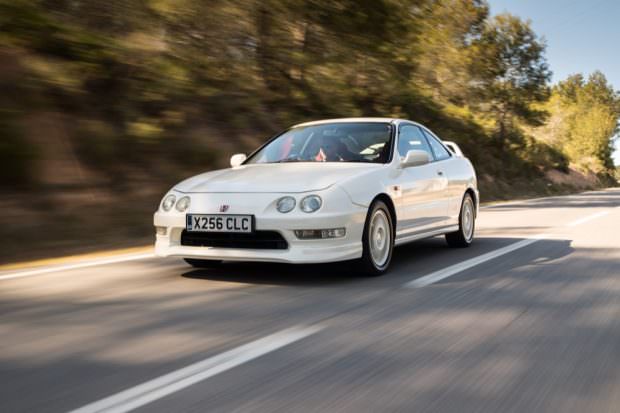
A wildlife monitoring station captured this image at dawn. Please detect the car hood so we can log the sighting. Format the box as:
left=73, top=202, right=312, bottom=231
left=175, top=163, right=382, bottom=193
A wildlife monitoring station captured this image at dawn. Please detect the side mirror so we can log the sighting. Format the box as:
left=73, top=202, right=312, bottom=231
left=230, top=153, right=247, bottom=168
left=400, top=150, right=431, bottom=168
left=443, top=141, right=463, bottom=157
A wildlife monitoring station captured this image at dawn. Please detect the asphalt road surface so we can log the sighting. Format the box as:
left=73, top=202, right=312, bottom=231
left=1, top=189, right=620, bottom=413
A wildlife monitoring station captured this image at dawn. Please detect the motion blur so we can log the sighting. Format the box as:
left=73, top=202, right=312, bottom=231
left=1, top=1, right=618, bottom=261
left=1, top=2, right=620, bottom=413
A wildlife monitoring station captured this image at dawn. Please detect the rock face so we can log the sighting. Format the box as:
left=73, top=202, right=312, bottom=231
left=545, top=168, right=600, bottom=190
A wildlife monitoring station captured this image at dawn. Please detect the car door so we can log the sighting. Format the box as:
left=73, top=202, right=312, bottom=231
left=393, top=124, right=450, bottom=238
left=421, top=127, right=462, bottom=222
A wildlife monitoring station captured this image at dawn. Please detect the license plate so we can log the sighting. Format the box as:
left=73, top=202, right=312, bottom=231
left=187, top=214, right=253, bottom=233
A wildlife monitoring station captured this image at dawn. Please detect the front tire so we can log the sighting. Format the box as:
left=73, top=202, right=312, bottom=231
left=445, top=193, right=475, bottom=248
left=357, top=200, right=394, bottom=276
left=184, top=258, right=222, bottom=268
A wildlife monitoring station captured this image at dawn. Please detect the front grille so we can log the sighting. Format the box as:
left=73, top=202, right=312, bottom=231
left=180, top=230, right=288, bottom=250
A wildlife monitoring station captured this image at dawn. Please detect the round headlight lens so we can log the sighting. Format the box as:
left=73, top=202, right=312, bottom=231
left=161, top=194, right=176, bottom=211
left=276, top=196, right=296, bottom=213
left=176, top=196, right=191, bottom=212
left=300, top=195, right=322, bottom=213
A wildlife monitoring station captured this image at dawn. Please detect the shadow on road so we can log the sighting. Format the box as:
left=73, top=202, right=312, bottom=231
left=2, top=233, right=616, bottom=412
left=181, top=236, right=574, bottom=288
left=434, top=238, right=575, bottom=285
left=182, top=261, right=361, bottom=287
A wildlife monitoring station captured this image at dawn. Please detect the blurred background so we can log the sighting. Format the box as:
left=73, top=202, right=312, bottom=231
left=1, top=0, right=618, bottom=263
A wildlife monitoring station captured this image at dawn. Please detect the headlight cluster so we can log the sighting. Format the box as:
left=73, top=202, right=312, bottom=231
left=276, top=195, right=322, bottom=213
left=300, top=195, right=322, bottom=213
left=161, top=194, right=176, bottom=211
left=175, top=196, right=191, bottom=212
left=161, top=194, right=191, bottom=212
left=276, top=196, right=296, bottom=213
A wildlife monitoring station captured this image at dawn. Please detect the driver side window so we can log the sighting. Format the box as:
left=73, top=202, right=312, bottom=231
left=398, top=125, right=434, bottom=159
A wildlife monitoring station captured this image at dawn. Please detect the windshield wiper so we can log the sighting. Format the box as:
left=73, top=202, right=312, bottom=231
left=275, top=158, right=304, bottom=163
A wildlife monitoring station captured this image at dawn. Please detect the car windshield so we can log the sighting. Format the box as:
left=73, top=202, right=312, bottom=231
left=245, top=122, right=393, bottom=164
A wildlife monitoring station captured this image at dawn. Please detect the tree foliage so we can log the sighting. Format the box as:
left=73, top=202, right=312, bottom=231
left=0, top=0, right=617, bottom=189
left=471, top=13, right=551, bottom=142
left=546, top=72, right=619, bottom=172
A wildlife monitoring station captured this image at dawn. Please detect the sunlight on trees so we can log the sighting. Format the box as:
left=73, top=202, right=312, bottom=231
left=0, top=0, right=618, bottom=190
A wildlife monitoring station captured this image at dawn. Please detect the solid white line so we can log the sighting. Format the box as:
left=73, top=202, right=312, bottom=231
left=481, top=196, right=555, bottom=209
left=404, top=234, right=549, bottom=288
left=480, top=188, right=618, bottom=210
left=566, top=210, right=610, bottom=227
left=68, top=325, right=322, bottom=413
left=0, top=253, right=155, bottom=281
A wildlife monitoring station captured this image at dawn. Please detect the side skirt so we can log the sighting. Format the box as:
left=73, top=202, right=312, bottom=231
left=394, top=225, right=459, bottom=246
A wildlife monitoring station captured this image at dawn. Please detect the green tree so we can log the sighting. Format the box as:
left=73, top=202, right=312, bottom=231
left=556, top=72, right=619, bottom=172
left=472, top=13, right=551, bottom=143
left=413, top=0, right=489, bottom=104
left=1, top=0, right=616, bottom=192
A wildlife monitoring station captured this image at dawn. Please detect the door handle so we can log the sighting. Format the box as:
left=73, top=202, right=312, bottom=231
left=437, top=170, right=444, bottom=176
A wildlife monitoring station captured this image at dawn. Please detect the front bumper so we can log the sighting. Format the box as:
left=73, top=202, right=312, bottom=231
left=153, top=190, right=366, bottom=264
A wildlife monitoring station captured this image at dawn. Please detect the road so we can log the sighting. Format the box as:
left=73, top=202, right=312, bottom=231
left=1, top=189, right=620, bottom=413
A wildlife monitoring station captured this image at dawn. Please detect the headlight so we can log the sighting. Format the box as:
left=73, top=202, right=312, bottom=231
left=176, top=196, right=191, bottom=212
left=161, top=194, right=176, bottom=211
left=300, top=195, right=322, bottom=213
left=276, top=196, right=296, bottom=213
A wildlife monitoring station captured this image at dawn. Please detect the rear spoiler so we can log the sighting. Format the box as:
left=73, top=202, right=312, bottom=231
left=442, top=141, right=463, bottom=157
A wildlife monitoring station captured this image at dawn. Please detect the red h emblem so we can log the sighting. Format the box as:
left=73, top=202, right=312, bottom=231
left=219, top=204, right=230, bottom=212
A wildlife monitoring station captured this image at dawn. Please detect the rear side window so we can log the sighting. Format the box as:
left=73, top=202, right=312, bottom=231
left=398, top=125, right=433, bottom=159
left=422, top=129, right=452, bottom=161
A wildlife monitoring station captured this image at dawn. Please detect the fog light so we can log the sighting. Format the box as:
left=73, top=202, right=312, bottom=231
left=294, top=228, right=346, bottom=239
left=322, top=228, right=346, bottom=238
left=155, top=226, right=167, bottom=236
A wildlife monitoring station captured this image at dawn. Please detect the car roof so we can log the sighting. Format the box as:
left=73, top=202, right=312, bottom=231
left=293, top=117, right=407, bottom=128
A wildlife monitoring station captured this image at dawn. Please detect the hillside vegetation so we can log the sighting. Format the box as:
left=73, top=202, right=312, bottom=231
left=0, top=0, right=618, bottom=261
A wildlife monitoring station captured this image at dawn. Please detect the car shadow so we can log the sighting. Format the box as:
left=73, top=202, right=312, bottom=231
left=181, top=234, right=574, bottom=288
left=438, top=237, right=574, bottom=285
left=394, top=237, right=575, bottom=286
left=181, top=260, right=362, bottom=287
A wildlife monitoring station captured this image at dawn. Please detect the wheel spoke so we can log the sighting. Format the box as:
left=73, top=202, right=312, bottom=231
left=462, top=198, right=474, bottom=241
left=369, top=210, right=391, bottom=267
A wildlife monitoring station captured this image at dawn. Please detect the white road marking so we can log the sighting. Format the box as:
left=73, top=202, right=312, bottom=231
left=0, top=253, right=154, bottom=281
left=481, top=196, right=555, bottom=209
left=3, top=192, right=617, bottom=283
left=480, top=188, right=618, bottom=210
left=406, top=204, right=619, bottom=288
left=404, top=234, right=549, bottom=288
left=566, top=210, right=610, bottom=227
left=68, top=325, right=322, bottom=413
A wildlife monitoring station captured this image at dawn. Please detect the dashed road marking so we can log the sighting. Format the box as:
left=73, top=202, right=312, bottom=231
left=68, top=325, right=322, bottom=413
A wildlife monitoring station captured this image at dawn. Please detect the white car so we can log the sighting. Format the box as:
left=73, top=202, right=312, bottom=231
left=154, top=118, right=478, bottom=275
